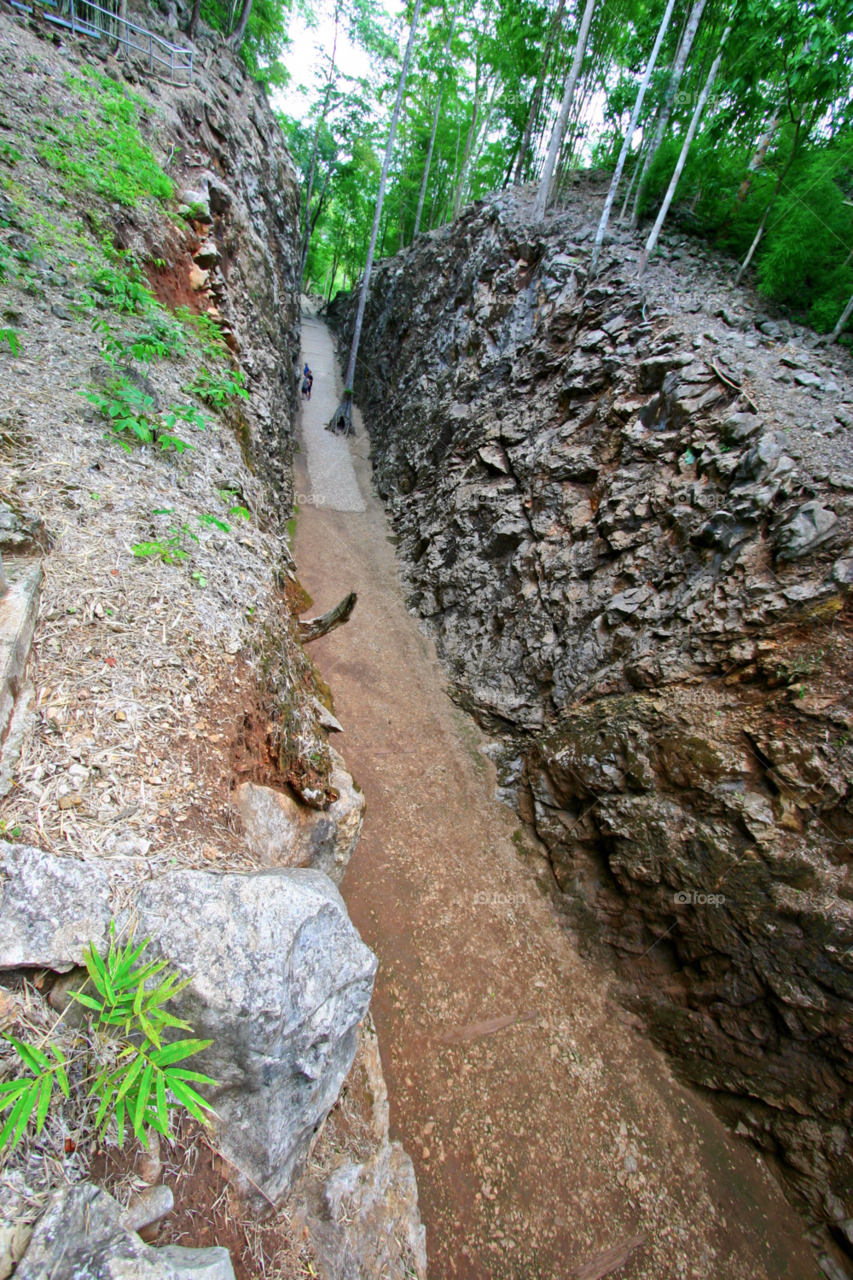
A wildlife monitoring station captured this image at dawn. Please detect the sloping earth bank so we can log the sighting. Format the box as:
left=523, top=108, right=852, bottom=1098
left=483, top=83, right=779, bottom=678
left=0, top=10, right=400, bottom=1275
left=339, top=181, right=853, bottom=1263
left=294, top=308, right=822, bottom=1280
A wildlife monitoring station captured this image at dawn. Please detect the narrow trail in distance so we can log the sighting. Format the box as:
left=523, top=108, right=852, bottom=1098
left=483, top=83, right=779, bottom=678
left=293, top=306, right=819, bottom=1280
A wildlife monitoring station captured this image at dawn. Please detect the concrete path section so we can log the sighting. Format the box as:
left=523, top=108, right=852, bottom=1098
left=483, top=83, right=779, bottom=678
left=299, top=314, right=365, bottom=513
left=293, top=311, right=820, bottom=1280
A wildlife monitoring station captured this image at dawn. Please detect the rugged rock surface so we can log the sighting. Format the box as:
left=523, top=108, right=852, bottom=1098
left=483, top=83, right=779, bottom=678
left=135, top=866, right=378, bottom=1207
left=0, top=843, right=110, bottom=970
left=120, top=1, right=302, bottom=502
left=15, top=1182, right=234, bottom=1279
left=293, top=1020, right=427, bottom=1280
left=0, top=850, right=377, bottom=1210
left=343, top=185, right=853, bottom=1229
left=236, top=747, right=365, bottom=882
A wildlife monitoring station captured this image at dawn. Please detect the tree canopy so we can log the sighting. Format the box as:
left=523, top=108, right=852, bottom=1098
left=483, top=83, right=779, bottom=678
left=253, top=0, right=853, bottom=335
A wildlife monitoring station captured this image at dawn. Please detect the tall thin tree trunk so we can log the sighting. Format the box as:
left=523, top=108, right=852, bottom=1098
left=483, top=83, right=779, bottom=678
left=735, top=109, right=779, bottom=204
left=513, top=0, right=567, bottom=185
left=638, top=21, right=732, bottom=277
left=554, top=71, right=596, bottom=200
left=228, top=0, right=253, bottom=48
left=630, top=0, right=708, bottom=228
left=533, top=0, right=597, bottom=220
left=619, top=134, right=648, bottom=220
left=300, top=14, right=339, bottom=283
left=413, top=5, right=458, bottom=239
left=453, top=59, right=483, bottom=219
left=827, top=291, right=853, bottom=344
left=325, top=251, right=339, bottom=303
left=734, top=119, right=801, bottom=286
left=187, top=0, right=201, bottom=38
left=458, top=76, right=500, bottom=210
left=329, top=0, right=423, bottom=435
left=590, top=0, right=676, bottom=274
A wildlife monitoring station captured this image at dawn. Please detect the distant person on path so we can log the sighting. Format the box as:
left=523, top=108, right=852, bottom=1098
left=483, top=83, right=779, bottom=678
left=301, top=365, right=313, bottom=401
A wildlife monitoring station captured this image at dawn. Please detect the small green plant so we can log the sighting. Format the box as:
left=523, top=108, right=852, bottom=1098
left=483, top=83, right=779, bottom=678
left=0, top=329, right=20, bottom=356
left=89, top=265, right=154, bottom=314
left=181, top=201, right=210, bottom=223
left=0, top=819, right=22, bottom=840
left=0, top=929, right=215, bottom=1152
left=186, top=367, right=249, bottom=406
left=175, top=307, right=227, bottom=361
left=229, top=505, right=251, bottom=522
left=84, top=379, right=205, bottom=454
left=191, top=570, right=207, bottom=587
left=133, top=522, right=197, bottom=564
left=198, top=512, right=230, bottom=533
left=0, top=143, right=22, bottom=166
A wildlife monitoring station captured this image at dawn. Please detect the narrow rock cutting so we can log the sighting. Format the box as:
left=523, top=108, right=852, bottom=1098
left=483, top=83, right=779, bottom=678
left=341, top=181, right=853, bottom=1247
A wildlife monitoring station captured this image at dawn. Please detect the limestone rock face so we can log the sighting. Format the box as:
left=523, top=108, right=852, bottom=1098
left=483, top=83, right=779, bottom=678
left=341, top=189, right=853, bottom=1228
left=15, top=1182, right=234, bottom=1280
left=237, top=749, right=364, bottom=883
left=135, top=867, right=378, bottom=1206
left=293, top=1022, right=427, bottom=1280
left=0, top=844, right=110, bottom=971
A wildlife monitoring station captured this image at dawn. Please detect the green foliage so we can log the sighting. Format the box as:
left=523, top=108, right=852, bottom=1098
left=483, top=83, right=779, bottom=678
left=199, top=0, right=295, bottom=84
left=133, top=520, right=198, bottom=563
left=756, top=145, right=853, bottom=331
left=175, top=307, right=229, bottom=361
left=37, top=68, right=172, bottom=207
left=0, top=930, right=215, bottom=1153
left=198, top=512, right=231, bottom=532
left=186, top=366, right=249, bottom=405
left=90, top=264, right=156, bottom=314
left=180, top=200, right=211, bottom=223
left=0, top=143, right=23, bottom=167
left=0, top=328, right=20, bottom=356
left=84, top=379, right=206, bottom=454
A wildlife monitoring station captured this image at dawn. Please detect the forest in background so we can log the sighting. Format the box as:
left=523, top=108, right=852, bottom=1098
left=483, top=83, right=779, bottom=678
left=202, top=0, right=853, bottom=337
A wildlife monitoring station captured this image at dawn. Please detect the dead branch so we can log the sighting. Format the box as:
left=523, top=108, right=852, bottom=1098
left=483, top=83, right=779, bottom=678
left=298, top=592, right=357, bottom=642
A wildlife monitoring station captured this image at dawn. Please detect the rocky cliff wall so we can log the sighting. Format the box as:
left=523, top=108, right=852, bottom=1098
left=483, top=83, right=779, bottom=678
left=118, top=0, right=302, bottom=501
left=343, top=185, right=853, bottom=1233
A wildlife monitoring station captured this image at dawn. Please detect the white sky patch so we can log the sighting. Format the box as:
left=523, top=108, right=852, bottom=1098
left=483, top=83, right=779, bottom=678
left=272, top=0, right=405, bottom=121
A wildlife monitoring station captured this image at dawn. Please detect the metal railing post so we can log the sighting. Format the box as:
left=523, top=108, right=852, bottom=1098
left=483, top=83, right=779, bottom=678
left=69, top=0, right=74, bottom=34
left=148, top=31, right=153, bottom=71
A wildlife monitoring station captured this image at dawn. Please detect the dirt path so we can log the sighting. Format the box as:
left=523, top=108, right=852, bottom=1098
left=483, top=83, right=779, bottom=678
left=293, top=311, right=820, bottom=1280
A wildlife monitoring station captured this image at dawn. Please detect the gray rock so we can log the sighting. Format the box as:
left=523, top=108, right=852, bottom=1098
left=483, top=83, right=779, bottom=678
left=293, top=1021, right=427, bottom=1280
left=0, top=845, right=110, bottom=972
left=15, top=1183, right=235, bottom=1280
left=121, top=1185, right=175, bottom=1234
left=720, top=411, right=762, bottom=444
left=236, top=748, right=364, bottom=883
left=135, top=867, right=377, bottom=1206
left=154, top=1246, right=235, bottom=1279
left=775, top=500, right=839, bottom=562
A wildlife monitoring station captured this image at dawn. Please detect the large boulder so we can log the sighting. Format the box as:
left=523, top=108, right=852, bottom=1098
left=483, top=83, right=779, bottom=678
left=237, top=749, right=364, bottom=884
left=135, top=867, right=377, bottom=1206
left=15, top=1182, right=234, bottom=1279
left=0, top=844, right=110, bottom=971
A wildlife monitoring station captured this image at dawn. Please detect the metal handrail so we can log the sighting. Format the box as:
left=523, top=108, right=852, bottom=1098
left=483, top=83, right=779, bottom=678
left=9, top=0, right=193, bottom=84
